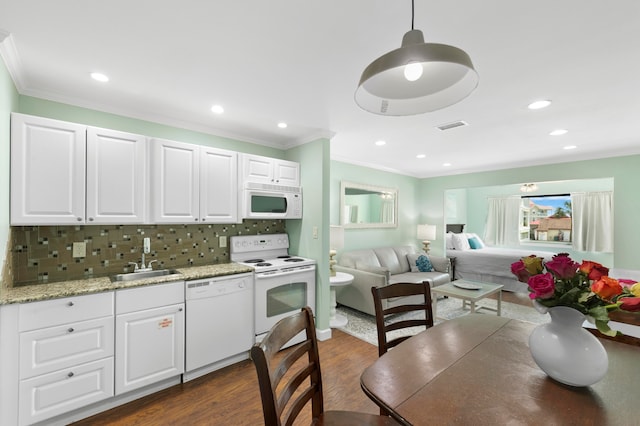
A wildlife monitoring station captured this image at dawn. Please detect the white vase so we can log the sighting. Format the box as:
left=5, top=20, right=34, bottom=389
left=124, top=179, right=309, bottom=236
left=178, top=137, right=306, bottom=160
left=528, top=306, right=608, bottom=387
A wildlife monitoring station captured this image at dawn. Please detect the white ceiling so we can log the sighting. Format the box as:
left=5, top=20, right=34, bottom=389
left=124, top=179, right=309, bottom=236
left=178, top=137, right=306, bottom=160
left=2, top=1, right=640, bottom=178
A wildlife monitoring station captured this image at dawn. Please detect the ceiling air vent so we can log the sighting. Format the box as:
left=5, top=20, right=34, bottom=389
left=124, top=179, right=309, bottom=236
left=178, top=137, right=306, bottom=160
left=436, top=120, right=468, bottom=131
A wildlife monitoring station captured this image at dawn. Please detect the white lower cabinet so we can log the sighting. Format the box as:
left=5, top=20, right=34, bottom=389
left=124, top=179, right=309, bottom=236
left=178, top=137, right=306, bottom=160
left=115, top=281, right=185, bottom=395
left=19, top=358, right=114, bottom=425
left=15, top=292, right=115, bottom=426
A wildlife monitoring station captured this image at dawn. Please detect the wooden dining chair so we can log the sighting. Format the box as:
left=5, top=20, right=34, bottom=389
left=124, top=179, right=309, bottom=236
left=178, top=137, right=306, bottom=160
left=371, top=281, right=434, bottom=356
left=251, top=306, right=399, bottom=426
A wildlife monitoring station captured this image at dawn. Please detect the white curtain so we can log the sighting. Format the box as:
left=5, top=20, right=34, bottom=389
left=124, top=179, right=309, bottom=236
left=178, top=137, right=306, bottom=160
left=484, top=197, right=521, bottom=246
left=571, top=191, right=613, bottom=252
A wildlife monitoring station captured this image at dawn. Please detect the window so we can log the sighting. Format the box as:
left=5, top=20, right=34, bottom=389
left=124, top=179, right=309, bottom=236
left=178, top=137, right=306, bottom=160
left=519, top=195, right=572, bottom=243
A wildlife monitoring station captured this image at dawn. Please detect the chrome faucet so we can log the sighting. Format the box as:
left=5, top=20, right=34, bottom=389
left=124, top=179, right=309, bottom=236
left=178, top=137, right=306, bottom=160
left=128, top=238, right=156, bottom=272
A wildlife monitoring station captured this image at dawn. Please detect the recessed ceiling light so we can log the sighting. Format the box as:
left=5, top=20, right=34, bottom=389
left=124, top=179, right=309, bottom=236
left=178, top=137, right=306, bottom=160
left=90, top=72, right=109, bottom=82
left=550, top=129, right=568, bottom=136
left=442, top=162, right=452, bottom=167
left=563, top=145, right=577, bottom=150
left=416, top=154, right=426, bottom=159
left=528, top=100, right=551, bottom=110
left=211, top=105, right=224, bottom=114
left=277, top=122, right=288, bottom=129
left=375, top=140, right=386, bottom=146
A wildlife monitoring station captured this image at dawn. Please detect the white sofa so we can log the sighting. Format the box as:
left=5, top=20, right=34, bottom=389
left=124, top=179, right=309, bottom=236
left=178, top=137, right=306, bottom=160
left=333, top=246, right=451, bottom=316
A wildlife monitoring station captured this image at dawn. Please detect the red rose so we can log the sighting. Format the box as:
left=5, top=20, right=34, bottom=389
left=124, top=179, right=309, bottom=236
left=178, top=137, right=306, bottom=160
left=591, top=276, right=623, bottom=300
left=579, top=261, right=609, bottom=281
left=528, top=273, right=555, bottom=300
left=545, top=254, right=579, bottom=280
left=619, top=297, right=640, bottom=312
left=511, top=260, right=530, bottom=283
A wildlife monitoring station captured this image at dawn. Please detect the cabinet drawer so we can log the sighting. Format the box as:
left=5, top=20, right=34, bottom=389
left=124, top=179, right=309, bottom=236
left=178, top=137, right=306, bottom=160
left=20, top=316, right=114, bottom=379
left=19, top=357, right=114, bottom=426
left=116, top=281, right=184, bottom=314
left=19, top=292, right=114, bottom=332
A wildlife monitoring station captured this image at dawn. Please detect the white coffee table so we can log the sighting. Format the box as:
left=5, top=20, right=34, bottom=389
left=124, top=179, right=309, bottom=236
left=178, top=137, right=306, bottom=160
left=431, top=280, right=503, bottom=321
left=329, top=272, right=353, bottom=327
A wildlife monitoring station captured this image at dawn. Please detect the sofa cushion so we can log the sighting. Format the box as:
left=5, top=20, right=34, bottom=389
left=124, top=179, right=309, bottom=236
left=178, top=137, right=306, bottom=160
left=338, top=249, right=381, bottom=269
left=373, top=246, right=414, bottom=275
left=389, top=271, right=450, bottom=287
left=354, top=262, right=391, bottom=281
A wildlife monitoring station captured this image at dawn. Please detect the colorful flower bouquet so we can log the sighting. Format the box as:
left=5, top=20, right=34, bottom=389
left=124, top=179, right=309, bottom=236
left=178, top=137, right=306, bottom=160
left=511, top=253, right=640, bottom=336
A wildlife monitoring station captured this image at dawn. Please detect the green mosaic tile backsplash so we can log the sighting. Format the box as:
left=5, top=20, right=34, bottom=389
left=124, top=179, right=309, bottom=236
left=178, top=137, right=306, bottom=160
left=11, top=220, right=286, bottom=286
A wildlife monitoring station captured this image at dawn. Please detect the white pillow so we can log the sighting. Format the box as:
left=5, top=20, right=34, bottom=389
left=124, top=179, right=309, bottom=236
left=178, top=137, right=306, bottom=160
left=452, top=233, right=471, bottom=250
left=445, top=232, right=455, bottom=250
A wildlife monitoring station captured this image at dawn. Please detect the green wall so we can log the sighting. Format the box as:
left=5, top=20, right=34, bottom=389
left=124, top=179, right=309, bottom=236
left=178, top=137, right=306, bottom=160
left=420, top=156, right=640, bottom=270
left=0, top=57, right=19, bottom=276
left=330, top=161, right=422, bottom=253
left=285, top=139, right=330, bottom=329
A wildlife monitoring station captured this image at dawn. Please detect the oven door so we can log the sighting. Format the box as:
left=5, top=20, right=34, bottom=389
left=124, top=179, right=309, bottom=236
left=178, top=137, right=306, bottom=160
left=254, top=265, right=316, bottom=341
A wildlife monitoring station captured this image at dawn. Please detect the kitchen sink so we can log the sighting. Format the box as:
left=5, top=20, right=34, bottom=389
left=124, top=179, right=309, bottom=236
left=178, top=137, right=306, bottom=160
left=111, top=269, right=180, bottom=282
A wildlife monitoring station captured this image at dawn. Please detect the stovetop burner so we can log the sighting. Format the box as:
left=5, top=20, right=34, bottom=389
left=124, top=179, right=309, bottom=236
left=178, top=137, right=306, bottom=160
left=277, top=255, right=291, bottom=259
left=244, top=259, right=265, bottom=263
left=284, top=258, right=304, bottom=262
left=256, top=262, right=272, bottom=267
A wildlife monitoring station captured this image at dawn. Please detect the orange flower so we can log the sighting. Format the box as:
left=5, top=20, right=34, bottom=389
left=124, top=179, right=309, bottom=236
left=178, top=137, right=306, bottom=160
left=579, top=261, right=609, bottom=281
left=591, top=276, right=623, bottom=300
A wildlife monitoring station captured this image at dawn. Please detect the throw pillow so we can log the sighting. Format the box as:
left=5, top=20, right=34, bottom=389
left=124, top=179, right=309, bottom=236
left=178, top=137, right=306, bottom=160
left=466, top=233, right=486, bottom=248
left=445, top=232, right=455, bottom=250
left=415, top=255, right=434, bottom=272
left=468, top=236, right=482, bottom=249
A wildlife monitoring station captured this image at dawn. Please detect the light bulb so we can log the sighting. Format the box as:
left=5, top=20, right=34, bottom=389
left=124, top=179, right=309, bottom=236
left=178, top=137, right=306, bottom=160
left=404, top=62, right=423, bottom=81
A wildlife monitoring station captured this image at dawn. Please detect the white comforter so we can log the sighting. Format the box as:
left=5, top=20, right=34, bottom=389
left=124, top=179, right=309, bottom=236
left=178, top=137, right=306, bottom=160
left=447, top=247, right=556, bottom=291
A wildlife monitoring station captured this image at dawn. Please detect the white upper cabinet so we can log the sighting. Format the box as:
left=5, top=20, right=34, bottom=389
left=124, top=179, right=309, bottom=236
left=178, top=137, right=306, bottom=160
left=241, top=154, right=300, bottom=186
left=11, top=113, right=87, bottom=225
left=86, top=127, right=147, bottom=224
left=200, top=146, right=238, bottom=223
left=10, top=114, right=147, bottom=225
left=150, top=138, right=238, bottom=224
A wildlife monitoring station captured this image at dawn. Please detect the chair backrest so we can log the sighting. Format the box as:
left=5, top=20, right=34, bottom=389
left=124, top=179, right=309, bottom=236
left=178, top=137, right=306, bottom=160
left=371, top=282, right=434, bottom=356
left=251, top=306, right=323, bottom=426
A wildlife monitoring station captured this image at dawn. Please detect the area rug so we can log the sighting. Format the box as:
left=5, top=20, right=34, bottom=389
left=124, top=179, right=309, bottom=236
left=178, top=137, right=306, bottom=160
left=336, top=297, right=550, bottom=346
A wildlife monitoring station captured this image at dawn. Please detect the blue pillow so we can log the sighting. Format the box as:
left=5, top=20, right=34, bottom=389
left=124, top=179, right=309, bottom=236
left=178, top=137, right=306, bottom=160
left=416, top=255, right=434, bottom=272
left=468, top=236, right=482, bottom=249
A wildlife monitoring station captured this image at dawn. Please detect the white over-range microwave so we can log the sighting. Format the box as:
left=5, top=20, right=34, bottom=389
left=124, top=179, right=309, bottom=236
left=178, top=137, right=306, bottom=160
left=243, top=182, right=303, bottom=219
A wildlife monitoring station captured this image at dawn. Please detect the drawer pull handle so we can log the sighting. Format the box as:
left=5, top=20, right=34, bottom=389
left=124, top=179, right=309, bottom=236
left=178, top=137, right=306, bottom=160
left=67, top=301, right=74, bottom=307
left=68, top=372, right=74, bottom=378
left=68, top=328, right=74, bottom=333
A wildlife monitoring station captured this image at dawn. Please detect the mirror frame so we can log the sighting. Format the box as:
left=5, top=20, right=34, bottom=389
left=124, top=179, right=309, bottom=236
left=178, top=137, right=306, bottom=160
left=340, top=181, right=398, bottom=228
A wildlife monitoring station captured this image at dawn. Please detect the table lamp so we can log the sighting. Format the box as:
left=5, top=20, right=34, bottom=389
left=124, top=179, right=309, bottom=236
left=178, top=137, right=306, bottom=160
left=330, top=225, right=344, bottom=276
left=417, top=224, right=436, bottom=253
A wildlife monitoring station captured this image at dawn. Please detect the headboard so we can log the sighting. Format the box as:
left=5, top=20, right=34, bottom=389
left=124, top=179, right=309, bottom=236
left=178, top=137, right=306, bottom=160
left=446, top=224, right=465, bottom=233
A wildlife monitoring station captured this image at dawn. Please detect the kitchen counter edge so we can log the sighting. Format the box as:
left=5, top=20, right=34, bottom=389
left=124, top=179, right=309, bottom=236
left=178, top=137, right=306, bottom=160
left=0, top=263, right=254, bottom=305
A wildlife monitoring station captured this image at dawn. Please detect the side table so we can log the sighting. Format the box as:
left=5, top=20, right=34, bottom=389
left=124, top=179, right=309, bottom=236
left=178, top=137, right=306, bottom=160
left=329, top=272, right=354, bottom=328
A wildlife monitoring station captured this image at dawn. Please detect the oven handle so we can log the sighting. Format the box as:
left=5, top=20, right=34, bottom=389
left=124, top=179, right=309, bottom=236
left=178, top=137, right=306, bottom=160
left=255, top=266, right=315, bottom=279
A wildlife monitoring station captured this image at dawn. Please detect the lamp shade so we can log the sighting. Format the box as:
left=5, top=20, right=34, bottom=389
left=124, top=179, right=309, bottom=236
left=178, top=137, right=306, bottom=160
left=355, top=29, right=478, bottom=116
left=417, top=224, right=436, bottom=241
left=330, top=225, right=345, bottom=250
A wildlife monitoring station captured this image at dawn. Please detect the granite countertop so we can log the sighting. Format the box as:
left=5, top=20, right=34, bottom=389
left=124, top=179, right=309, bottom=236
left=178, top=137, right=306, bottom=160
left=0, top=263, right=254, bottom=305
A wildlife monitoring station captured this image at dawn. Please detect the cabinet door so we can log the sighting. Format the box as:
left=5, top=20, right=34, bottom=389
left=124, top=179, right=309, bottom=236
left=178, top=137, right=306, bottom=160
left=115, top=303, right=184, bottom=395
left=19, top=357, right=113, bottom=426
left=241, top=154, right=275, bottom=184
left=273, top=159, right=300, bottom=186
left=10, top=113, right=86, bottom=225
left=86, top=127, right=147, bottom=224
left=150, top=138, right=200, bottom=223
left=200, top=147, right=238, bottom=223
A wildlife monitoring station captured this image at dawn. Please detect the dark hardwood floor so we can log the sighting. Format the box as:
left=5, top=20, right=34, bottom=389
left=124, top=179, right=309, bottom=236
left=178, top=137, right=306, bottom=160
left=72, top=329, right=382, bottom=426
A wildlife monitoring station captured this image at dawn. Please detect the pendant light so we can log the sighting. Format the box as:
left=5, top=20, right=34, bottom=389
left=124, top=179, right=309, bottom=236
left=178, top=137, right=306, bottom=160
left=355, top=0, right=478, bottom=116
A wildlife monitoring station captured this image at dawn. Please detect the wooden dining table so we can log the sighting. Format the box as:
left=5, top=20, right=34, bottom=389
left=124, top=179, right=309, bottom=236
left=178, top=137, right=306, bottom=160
left=360, top=314, right=639, bottom=426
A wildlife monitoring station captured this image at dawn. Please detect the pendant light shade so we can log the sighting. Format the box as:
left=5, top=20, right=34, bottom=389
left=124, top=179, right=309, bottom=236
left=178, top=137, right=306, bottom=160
left=355, top=10, right=478, bottom=116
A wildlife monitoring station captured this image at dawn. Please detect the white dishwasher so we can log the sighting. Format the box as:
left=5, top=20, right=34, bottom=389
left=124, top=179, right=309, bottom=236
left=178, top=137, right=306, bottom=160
left=184, top=272, right=254, bottom=382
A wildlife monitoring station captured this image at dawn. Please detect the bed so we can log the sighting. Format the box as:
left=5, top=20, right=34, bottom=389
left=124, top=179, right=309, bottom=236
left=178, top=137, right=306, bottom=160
left=445, top=224, right=556, bottom=292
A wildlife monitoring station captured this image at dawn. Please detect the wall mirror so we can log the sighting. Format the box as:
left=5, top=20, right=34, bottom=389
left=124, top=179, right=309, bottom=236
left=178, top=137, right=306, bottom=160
left=340, top=181, right=398, bottom=228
